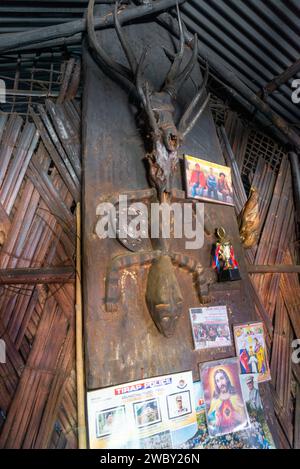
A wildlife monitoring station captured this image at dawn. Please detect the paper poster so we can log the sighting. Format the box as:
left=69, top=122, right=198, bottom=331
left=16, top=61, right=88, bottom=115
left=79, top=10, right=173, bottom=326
left=180, top=380, right=275, bottom=449
left=200, top=358, right=250, bottom=437
left=189, top=305, right=232, bottom=350
left=184, top=154, right=234, bottom=206
left=239, top=374, right=275, bottom=448
left=87, top=371, right=197, bottom=449
left=233, top=321, right=271, bottom=383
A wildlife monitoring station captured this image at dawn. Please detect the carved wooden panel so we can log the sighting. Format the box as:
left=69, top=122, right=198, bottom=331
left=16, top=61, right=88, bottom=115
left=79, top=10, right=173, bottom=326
left=82, top=11, right=279, bottom=446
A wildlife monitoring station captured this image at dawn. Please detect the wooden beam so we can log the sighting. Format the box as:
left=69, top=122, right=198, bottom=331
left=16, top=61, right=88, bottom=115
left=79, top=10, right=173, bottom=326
left=247, top=264, right=300, bottom=274
left=0, top=0, right=186, bottom=54
left=0, top=266, right=74, bottom=284
left=259, top=59, right=300, bottom=96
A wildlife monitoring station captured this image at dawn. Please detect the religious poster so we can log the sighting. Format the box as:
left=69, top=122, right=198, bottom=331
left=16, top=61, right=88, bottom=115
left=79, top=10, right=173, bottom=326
left=184, top=154, right=234, bottom=206
left=179, top=380, right=275, bottom=449
left=87, top=371, right=197, bottom=449
left=200, top=358, right=250, bottom=437
left=233, top=321, right=271, bottom=383
left=189, top=305, right=232, bottom=350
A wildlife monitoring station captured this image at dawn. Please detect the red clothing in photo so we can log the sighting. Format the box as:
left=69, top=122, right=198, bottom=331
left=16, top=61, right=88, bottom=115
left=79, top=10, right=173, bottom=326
left=190, top=170, right=206, bottom=187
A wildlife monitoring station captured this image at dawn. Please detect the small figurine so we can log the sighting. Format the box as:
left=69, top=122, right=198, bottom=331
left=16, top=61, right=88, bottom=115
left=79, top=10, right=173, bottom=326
left=212, top=227, right=241, bottom=282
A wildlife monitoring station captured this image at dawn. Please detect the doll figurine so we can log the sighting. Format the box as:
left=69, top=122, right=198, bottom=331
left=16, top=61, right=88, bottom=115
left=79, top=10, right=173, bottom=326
left=212, top=227, right=241, bottom=282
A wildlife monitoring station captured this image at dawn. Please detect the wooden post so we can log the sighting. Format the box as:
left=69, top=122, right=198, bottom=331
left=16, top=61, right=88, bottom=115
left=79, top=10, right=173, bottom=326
left=76, top=202, right=87, bottom=449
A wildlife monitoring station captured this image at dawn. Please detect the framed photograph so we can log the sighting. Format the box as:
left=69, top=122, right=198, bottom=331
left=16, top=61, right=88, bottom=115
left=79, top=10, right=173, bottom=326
left=233, top=321, right=271, bottom=383
left=184, top=154, right=234, bottom=206
left=133, top=397, right=162, bottom=428
left=200, top=358, right=250, bottom=437
left=166, top=390, right=192, bottom=419
left=189, top=305, right=232, bottom=350
left=95, top=405, right=126, bottom=438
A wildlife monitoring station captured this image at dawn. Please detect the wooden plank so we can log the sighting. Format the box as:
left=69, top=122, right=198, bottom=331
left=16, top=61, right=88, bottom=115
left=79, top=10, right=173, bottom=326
left=30, top=107, right=79, bottom=202
left=0, top=266, right=74, bottom=284
left=45, top=100, right=81, bottom=180
left=0, top=114, right=23, bottom=189
left=247, top=264, right=300, bottom=273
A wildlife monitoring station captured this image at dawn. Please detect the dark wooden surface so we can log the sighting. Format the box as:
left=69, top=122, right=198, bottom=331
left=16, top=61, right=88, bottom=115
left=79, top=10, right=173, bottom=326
left=82, top=9, right=280, bottom=446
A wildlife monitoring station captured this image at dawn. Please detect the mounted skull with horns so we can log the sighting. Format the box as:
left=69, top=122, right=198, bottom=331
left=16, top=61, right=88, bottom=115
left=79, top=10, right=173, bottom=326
left=87, top=0, right=210, bottom=200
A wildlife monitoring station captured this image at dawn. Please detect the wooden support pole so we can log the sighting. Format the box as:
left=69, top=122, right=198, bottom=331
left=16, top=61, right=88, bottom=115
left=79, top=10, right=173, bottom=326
left=247, top=264, right=300, bottom=274
left=0, top=0, right=186, bottom=54
left=0, top=266, right=74, bottom=284
left=76, top=202, right=87, bottom=449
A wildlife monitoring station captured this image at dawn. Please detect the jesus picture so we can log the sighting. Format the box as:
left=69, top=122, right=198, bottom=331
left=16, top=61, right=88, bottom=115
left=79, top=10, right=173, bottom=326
left=200, top=358, right=250, bottom=437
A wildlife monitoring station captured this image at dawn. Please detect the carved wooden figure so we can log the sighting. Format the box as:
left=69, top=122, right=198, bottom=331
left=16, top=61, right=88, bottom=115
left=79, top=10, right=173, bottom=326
left=88, top=0, right=211, bottom=337
left=238, top=187, right=260, bottom=249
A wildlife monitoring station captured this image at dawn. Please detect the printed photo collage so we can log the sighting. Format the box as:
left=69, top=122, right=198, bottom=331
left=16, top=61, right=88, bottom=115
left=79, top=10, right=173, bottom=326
left=87, top=372, right=198, bottom=449
left=189, top=305, right=271, bottom=440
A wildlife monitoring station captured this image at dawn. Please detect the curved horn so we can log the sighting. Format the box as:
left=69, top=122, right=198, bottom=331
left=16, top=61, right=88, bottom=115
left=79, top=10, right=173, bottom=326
left=87, top=0, right=133, bottom=81
left=163, top=33, right=198, bottom=97
left=178, top=63, right=210, bottom=138
left=114, top=0, right=138, bottom=75
left=163, top=2, right=185, bottom=91
left=173, top=33, right=198, bottom=91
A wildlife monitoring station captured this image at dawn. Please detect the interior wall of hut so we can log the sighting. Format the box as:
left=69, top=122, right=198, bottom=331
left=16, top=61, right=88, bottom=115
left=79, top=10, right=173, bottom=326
left=0, top=0, right=299, bottom=450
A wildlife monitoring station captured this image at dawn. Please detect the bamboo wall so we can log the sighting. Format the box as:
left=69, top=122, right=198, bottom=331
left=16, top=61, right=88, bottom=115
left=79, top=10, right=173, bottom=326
left=0, top=58, right=80, bottom=448
left=213, top=101, right=300, bottom=449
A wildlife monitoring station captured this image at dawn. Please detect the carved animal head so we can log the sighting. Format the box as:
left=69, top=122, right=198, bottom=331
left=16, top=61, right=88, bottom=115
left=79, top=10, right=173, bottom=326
left=146, top=255, right=183, bottom=337
left=87, top=0, right=210, bottom=197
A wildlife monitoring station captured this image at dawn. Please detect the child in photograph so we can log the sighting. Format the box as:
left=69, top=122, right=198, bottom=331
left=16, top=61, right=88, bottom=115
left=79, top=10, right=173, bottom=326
left=207, top=168, right=218, bottom=199
left=217, top=172, right=231, bottom=202
left=190, top=163, right=207, bottom=197
left=207, top=326, right=218, bottom=342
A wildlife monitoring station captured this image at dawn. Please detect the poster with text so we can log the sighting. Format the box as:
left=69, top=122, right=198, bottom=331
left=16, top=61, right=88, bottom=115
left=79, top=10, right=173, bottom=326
left=87, top=371, right=197, bottom=449
left=233, top=321, right=271, bottom=383
left=189, top=305, right=232, bottom=350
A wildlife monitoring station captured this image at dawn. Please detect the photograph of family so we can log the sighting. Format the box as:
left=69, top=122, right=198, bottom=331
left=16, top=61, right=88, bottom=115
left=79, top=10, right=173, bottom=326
left=185, top=155, right=234, bottom=206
